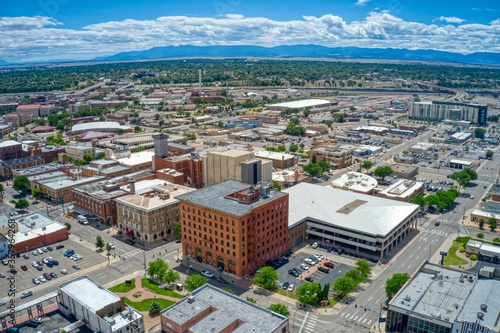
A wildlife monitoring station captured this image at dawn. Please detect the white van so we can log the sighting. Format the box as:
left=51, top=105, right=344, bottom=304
left=77, top=215, right=89, bottom=225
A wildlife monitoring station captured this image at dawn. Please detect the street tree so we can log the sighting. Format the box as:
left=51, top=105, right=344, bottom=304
left=252, top=266, right=279, bottom=290
left=171, top=223, right=181, bottom=240
left=332, top=276, right=356, bottom=298
left=289, top=143, right=299, bottom=153
left=486, top=150, right=494, bottom=159
left=106, top=243, right=113, bottom=253
left=65, top=222, right=71, bottom=230
left=95, top=235, right=105, bottom=250
left=149, top=301, right=162, bottom=316
left=296, top=282, right=322, bottom=305
left=355, top=259, right=372, bottom=279
left=303, top=109, right=311, bottom=118
left=15, top=199, right=30, bottom=209
left=361, top=160, right=374, bottom=173
left=373, top=166, right=394, bottom=180
left=411, top=195, right=426, bottom=208
left=32, top=187, right=42, bottom=200
left=385, top=273, right=410, bottom=298
left=147, top=258, right=169, bottom=279
left=450, top=169, right=478, bottom=191
left=162, top=269, right=181, bottom=285
left=302, top=163, right=323, bottom=178
left=0, top=184, right=4, bottom=194
left=13, top=175, right=29, bottom=192
left=478, top=219, right=485, bottom=230
left=317, top=160, right=330, bottom=173
left=488, top=217, right=497, bottom=232
left=268, top=303, right=290, bottom=317
left=184, top=274, right=208, bottom=292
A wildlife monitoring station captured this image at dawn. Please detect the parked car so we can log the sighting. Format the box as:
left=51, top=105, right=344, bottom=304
left=299, top=263, right=309, bottom=270
left=323, top=262, right=335, bottom=268
left=52, top=259, right=59, bottom=266
left=56, top=245, right=65, bottom=250
left=47, top=246, right=53, bottom=251
left=318, top=266, right=330, bottom=274
left=43, top=272, right=52, bottom=280
left=287, top=283, right=295, bottom=292
left=282, top=282, right=289, bottom=290
left=32, top=278, right=40, bottom=285
left=2, top=259, right=8, bottom=266
left=216, top=277, right=227, bottom=284
left=22, top=254, right=29, bottom=259
left=0, top=273, right=5, bottom=278
left=72, top=264, right=80, bottom=270
left=314, top=254, right=324, bottom=260
left=60, top=269, right=68, bottom=274
left=0, top=300, right=6, bottom=306
left=38, top=276, right=46, bottom=283
left=200, top=270, right=214, bottom=278
left=125, top=239, right=135, bottom=245
left=20, top=265, right=27, bottom=271
left=30, top=317, right=43, bottom=325
left=20, top=291, right=33, bottom=299
left=32, top=251, right=38, bottom=256
left=305, top=276, right=314, bottom=282
left=304, top=258, right=315, bottom=265
left=50, top=272, right=57, bottom=278
left=309, top=256, right=319, bottom=264
left=312, top=242, right=319, bottom=249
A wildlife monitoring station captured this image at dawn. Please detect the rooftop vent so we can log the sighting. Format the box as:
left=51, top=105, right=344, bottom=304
left=477, top=312, right=484, bottom=319
left=481, top=304, right=488, bottom=311
left=187, top=296, right=194, bottom=303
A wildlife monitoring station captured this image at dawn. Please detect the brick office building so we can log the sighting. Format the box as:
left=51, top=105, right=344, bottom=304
left=177, top=180, right=289, bottom=277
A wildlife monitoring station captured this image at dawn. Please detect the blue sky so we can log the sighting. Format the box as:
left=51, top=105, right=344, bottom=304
left=1, top=0, right=500, bottom=62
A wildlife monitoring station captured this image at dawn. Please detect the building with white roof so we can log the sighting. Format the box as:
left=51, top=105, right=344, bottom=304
left=116, top=151, right=155, bottom=172
left=283, top=183, right=419, bottom=258
left=58, top=276, right=143, bottom=333
left=376, top=179, right=425, bottom=202
left=71, top=121, right=131, bottom=133
left=266, top=98, right=334, bottom=111
left=387, top=262, right=500, bottom=333
left=409, top=142, right=435, bottom=153
left=254, top=150, right=296, bottom=169
left=160, top=284, right=288, bottom=333
left=330, top=171, right=378, bottom=194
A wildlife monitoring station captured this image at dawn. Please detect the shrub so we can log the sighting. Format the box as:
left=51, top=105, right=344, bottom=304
left=470, top=254, right=478, bottom=261
left=459, top=246, right=466, bottom=253
left=493, top=237, right=500, bottom=243
left=476, top=233, right=484, bottom=239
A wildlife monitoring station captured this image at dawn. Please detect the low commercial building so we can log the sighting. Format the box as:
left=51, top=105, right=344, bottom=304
left=409, top=142, right=435, bottom=154
left=449, top=132, right=472, bottom=143
left=254, top=150, right=296, bottom=169
left=466, top=240, right=500, bottom=264
left=36, top=175, right=105, bottom=203
left=9, top=213, right=68, bottom=253
left=391, top=164, right=419, bottom=180
left=310, top=145, right=353, bottom=169
left=160, top=284, right=288, bottom=333
left=117, top=151, right=155, bottom=172
left=284, top=183, right=419, bottom=258
left=115, top=183, right=194, bottom=245
left=267, top=98, right=334, bottom=111
left=330, top=171, right=378, bottom=194
left=272, top=169, right=312, bottom=189
left=387, top=262, right=500, bottom=333
left=65, top=144, right=95, bottom=160
left=58, top=276, right=144, bottom=333
left=375, top=179, right=425, bottom=202
left=449, top=159, right=473, bottom=169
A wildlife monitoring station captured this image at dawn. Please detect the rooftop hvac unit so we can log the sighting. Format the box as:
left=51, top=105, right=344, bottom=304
left=187, top=296, right=195, bottom=303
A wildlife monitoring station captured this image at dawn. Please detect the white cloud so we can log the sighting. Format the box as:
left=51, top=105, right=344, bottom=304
left=438, top=16, right=466, bottom=24
left=1, top=12, right=500, bottom=63
left=355, top=0, right=371, bottom=6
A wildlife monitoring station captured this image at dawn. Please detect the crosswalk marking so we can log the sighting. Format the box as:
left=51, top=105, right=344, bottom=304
left=121, top=249, right=144, bottom=258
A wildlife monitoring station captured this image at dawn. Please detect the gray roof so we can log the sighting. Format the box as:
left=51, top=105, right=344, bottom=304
left=40, top=175, right=105, bottom=190
left=177, top=180, right=287, bottom=217
left=457, top=279, right=500, bottom=330
left=284, top=183, right=419, bottom=237
left=391, top=264, right=476, bottom=325
left=0, top=140, right=20, bottom=148
left=161, top=285, right=287, bottom=332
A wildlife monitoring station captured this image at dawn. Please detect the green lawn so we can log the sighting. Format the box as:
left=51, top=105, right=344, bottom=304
left=109, top=279, right=136, bottom=293
left=141, top=278, right=184, bottom=298
left=444, top=241, right=468, bottom=267
left=124, top=297, right=175, bottom=311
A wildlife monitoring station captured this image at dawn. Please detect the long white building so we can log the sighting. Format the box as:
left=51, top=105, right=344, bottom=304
left=409, top=101, right=487, bottom=125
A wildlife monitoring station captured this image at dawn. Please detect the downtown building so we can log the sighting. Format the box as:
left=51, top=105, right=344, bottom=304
left=177, top=180, right=288, bottom=277
left=409, top=101, right=487, bottom=125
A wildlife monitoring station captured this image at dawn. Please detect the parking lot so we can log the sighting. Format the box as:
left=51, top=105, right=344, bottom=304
left=0, top=239, right=107, bottom=297
left=274, top=249, right=353, bottom=294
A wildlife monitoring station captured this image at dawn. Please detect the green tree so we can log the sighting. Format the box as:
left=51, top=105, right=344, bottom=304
left=134, top=126, right=143, bottom=133
left=478, top=219, right=485, bottom=230
left=95, top=235, right=105, bottom=250
left=217, top=120, right=225, bottom=128
left=221, top=287, right=235, bottom=294
left=303, top=109, right=311, bottom=118
left=317, top=160, right=330, bottom=173
left=474, top=127, right=486, bottom=140
left=355, top=259, right=372, bottom=279
left=13, top=175, right=29, bottom=192
left=171, top=223, right=181, bottom=240
left=147, top=258, right=169, bottom=279
left=162, top=269, right=181, bottom=285
left=246, top=297, right=257, bottom=303
left=106, top=243, right=113, bottom=253
left=0, top=183, right=4, bottom=194
left=272, top=182, right=282, bottom=191
left=477, top=233, right=484, bottom=239
left=296, top=282, right=322, bottom=305
left=83, top=153, right=94, bottom=162
left=373, top=166, right=394, bottom=180
left=268, top=303, right=290, bottom=317
left=361, top=160, right=374, bottom=173
left=154, top=113, right=160, bottom=120
left=344, top=269, right=362, bottom=284
left=97, top=152, right=106, bottom=159
left=65, top=222, right=71, bottom=230
left=303, top=163, right=323, bottom=178
left=289, top=143, right=299, bottom=153
left=149, top=301, right=162, bottom=316
left=488, top=217, right=497, bottom=232
left=184, top=274, right=208, bottom=292
left=486, top=150, right=494, bottom=159
left=333, top=276, right=356, bottom=298
left=385, top=273, right=411, bottom=298
left=15, top=199, right=30, bottom=209
left=450, top=169, right=478, bottom=191
left=411, top=195, right=426, bottom=208
left=252, top=266, right=279, bottom=290
left=492, top=237, right=500, bottom=243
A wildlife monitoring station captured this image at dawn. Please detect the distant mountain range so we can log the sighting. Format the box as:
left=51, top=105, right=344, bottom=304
left=95, top=44, right=500, bottom=65
left=0, top=60, right=8, bottom=65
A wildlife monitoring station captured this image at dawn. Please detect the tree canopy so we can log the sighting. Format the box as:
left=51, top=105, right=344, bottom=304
left=252, top=266, right=279, bottom=290
left=15, top=199, right=30, bottom=209
left=268, top=303, right=290, bottom=317
left=184, top=274, right=208, bottom=292
left=385, top=273, right=411, bottom=298
left=361, top=160, right=374, bottom=173
left=373, top=166, right=393, bottom=180
left=95, top=235, right=105, bottom=250
left=474, top=127, right=486, bottom=140
left=450, top=169, right=478, bottom=190
left=13, top=175, right=29, bottom=192
left=147, top=258, right=169, bottom=279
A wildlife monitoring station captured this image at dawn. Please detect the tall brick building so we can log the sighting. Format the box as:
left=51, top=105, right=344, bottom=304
left=177, top=180, right=289, bottom=277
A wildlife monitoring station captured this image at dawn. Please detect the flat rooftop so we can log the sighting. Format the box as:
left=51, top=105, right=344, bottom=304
left=284, top=183, right=419, bottom=236
left=254, top=150, right=295, bottom=161
left=16, top=163, right=64, bottom=176
left=330, top=171, right=377, bottom=193
left=0, top=140, right=20, bottom=148
left=267, top=99, right=332, bottom=109
left=378, top=179, right=423, bottom=199
left=161, top=285, right=287, bottom=333
left=117, top=151, right=154, bottom=166
left=115, top=184, right=195, bottom=212
left=456, top=279, right=500, bottom=330
left=40, top=176, right=105, bottom=190
left=177, top=180, right=287, bottom=217
left=59, top=276, right=120, bottom=312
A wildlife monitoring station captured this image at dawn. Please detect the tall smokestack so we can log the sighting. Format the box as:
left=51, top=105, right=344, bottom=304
left=198, top=68, right=202, bottom=96
left=130, top=180, right=136, bottom=195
